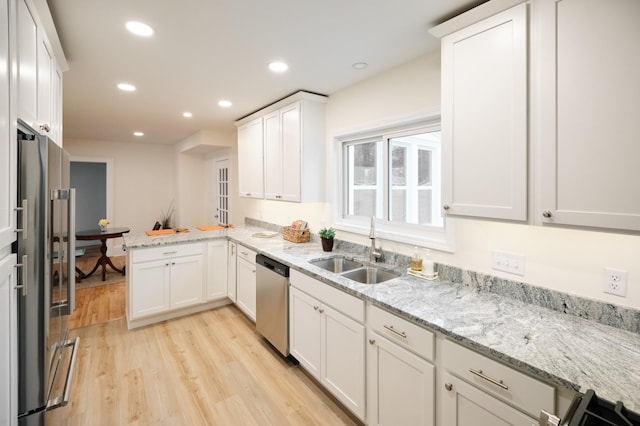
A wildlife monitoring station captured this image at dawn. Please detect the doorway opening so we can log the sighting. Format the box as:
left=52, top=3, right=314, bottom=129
left=215, top=158, right=230, bottom=225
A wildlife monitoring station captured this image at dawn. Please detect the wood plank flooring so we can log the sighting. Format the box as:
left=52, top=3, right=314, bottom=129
left=53, top=252, right=360, bottom=425
left=69, top=252, right=126, bottom=329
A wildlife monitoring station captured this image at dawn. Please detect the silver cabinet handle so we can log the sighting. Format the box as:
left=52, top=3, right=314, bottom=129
left=313, top=306, right=319, bottom=311
left=469, top=368, right=509, bottom=390
left=369, top=339, right=376, bottom=345
left=383, top=324, right=407, bottom=339
left=319, top=308, right=325, bottom=314
left=15, top=199, right=27, bottom=239
left=542, top=210, right=552, bottom=218
left=39, top=123, right=51, bottom=133
left=241, top=251, right=249, bottom=256
left=443, top=204, right=450, bottom=211
left=14, top=255, right=28, bottom=296
left=444, top=383, right=453, bottom=391
left=163, top=251, right=178, bottom=255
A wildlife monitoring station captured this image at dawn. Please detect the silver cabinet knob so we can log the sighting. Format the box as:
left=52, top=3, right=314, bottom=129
left=542, top=210, right=552, bottom=218
left=369, top=339, right=376, bottom=345
left=443, top=204, right=450, bottom=211
left=444, top=383, right=453, bottom=392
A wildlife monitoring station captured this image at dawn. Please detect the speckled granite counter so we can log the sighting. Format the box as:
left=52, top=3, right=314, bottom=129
left=124, top=224, right=640, bottom=412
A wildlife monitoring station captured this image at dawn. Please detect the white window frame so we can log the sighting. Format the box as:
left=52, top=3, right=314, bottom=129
left=332, top=113, right=455, bottom=253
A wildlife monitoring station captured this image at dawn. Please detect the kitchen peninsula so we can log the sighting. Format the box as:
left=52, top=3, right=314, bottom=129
left=123, top=223, right=640, bottom=422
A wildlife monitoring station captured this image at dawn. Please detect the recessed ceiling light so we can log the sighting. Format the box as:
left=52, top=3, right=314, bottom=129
left=133, top=131, right=144, bottom=137
left=183, top=112, right=193, bottom=118
left=352, top=62, right=368, bottom=70
left=117, top=83, right=136, bottom=92
left=218, top=100, right=232, bottom=108
left=126, top=21, right=154, bottom=37
left=268, top=61, right=289, bottom=73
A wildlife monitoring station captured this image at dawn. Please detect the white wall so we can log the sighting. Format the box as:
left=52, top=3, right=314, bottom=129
left=64, top=138, right=176, bottom=233
left=244, top=51, right=640, bottom=310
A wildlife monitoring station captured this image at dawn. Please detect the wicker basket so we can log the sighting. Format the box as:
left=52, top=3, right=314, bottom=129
left=282, top=226, right=310, bottom=243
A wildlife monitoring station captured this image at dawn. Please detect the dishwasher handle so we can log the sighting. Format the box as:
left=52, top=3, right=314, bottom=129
left=256, top=254, right=290, bottom=277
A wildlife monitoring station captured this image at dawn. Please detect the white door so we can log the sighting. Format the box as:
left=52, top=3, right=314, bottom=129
left=215, top=159, right=230, bottom=225
left=322, top=304, right=366, bottom=420
left=0, top=254, right=17, bottom=426
left=289, top=287, right=322, bottom=380
left=170, top=255, right=205, bottom=309
left=235, top=257, right=256, bottom=321
left=0, top=0, right=14, bottom=250
left=206, top=240, right=228, bottom=301
left=130, top=259, right=170, bottom=318
left=367, top=332, right=434, bottom=426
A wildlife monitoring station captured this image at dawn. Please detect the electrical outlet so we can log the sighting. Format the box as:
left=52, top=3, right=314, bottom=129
left=603, top=267, right=627, bottom=297
left=491, top=250, right=525, bottom=276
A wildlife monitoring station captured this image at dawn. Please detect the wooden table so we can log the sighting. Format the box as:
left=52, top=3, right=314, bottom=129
left=76, top=227, right=130, bottom=281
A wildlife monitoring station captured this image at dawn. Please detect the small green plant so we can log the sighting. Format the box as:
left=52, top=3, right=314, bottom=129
left=318, top=227, right=336, bottom=239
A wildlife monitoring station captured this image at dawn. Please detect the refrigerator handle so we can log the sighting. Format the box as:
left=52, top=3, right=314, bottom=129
left=67, top=188, right=76, bottom=313
left=14, top=199, right=28, bottom=239
left=14, top=255, right=28, bottom=296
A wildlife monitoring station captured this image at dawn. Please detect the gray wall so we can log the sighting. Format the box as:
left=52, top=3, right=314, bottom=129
left=71, top=161, right=106, bottom=248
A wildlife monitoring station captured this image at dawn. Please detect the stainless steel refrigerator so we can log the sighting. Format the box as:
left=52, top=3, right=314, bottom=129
left=15, top=120, right=79, bottom=425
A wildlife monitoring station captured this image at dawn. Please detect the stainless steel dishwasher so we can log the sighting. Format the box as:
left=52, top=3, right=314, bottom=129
left=255, top=254, right=290, bottom=356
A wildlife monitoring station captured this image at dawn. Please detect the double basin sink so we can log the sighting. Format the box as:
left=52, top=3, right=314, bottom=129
left=308, top=255, right=400, bottom=284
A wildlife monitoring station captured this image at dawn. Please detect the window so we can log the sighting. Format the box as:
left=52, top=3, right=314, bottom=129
left=335, top=116, right=453, bottom=252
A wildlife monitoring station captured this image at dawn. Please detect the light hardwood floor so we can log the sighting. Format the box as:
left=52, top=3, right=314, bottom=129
left=54, top=253, right=360, bottom=425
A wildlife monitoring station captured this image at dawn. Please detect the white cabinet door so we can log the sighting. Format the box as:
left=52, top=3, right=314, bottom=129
left=441, top=372, right=535, bottom=426
left=170, top=254, right=205, bottom=309
left=0, top=0, right=14, bottom=250
left=17, top=0, right=37, bottom=128
left=235, top=256, right=256, bottom=321
left=440, top=3, right=528, bottom=221
left=50, top=63, right=62, bottom=144
left=537, top=0, right=640, bottom=231
left=367, top=332, right=434, bottom=426
left=227, top=242, right=236, bottom=301
left=130, top=259, right=170, bottom=318
left=237, top=117, right=264, bottom=198
left=263, top=110, right=282, bottom=200
left=280, top=102, right=301, bottom=202
left=289, top=286, right=322, bottom=380
left=322, top=304, right=365, bottom=420
left=0, top=254, right=17, bottom=426
left=36, top=32, right=52, bottom=135
left=206, top=240, right=228, bottom=301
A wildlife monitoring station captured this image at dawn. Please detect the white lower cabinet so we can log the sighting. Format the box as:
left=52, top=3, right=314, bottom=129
left=127, top=242, right=213, bottom=329
left=289, top=271, right=366, bottom=421
left=0, top=254, right=17, bottom=426
left=440, top=339, right=555, bottom=426
left=367, top=305, right=435, bottom=426
left=227, top=241, right=237, bottom=302
left=441, top=372, right=536, bottom=426
left=235, top=244, right=256, bottom=321
left=206, top=239, right=228, bottom=301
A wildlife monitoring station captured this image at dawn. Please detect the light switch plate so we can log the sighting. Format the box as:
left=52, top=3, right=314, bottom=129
left=492, top=250, right=525, bottom=276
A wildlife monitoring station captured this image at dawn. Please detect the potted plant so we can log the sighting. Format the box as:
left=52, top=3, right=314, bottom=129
left=318, top=227, right=336, bottom=252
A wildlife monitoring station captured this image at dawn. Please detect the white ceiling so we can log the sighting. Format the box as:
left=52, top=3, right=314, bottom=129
left=48, top=0, right=486, bottom=145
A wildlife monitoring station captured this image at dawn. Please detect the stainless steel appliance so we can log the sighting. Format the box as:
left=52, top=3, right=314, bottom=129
left=15, top=120, right=79, bottom=425
left=539, top=389, right=640, bottom=425
left=255, top=254, right=290, bottom=356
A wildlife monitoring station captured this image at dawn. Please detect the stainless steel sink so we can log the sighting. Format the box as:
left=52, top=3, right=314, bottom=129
left=309, top=256, right=363, bottom=273
left=341, top=267, right=400, bottom=284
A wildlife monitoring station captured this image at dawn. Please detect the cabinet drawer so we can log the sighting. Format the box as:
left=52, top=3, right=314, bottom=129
left=131, top=242, right=205, bottom=263
left=368, top=305, right=434, bottom=361
left=442, top=339, right=554, bottom=418
left=290, top=270, right=364, bottom=323
left=236, top=244, right=257, bottom=264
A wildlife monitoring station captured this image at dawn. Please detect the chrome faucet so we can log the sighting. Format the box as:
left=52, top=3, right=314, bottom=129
left=369, top=216, right=383, bottom=262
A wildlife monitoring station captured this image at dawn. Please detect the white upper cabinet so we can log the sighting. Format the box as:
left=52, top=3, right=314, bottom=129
left=237, top=117, right=264, bottom=199
left=433, top=2, right=528, bottom=221
left=536, top=0, right=640, bottom=231
left=235, top=91, right=327, bottom=202
left=16, top=0, right=37, bottom=128
left=0, top=0, right=15, bottom=250
left=15, top=0, right=66, bottom=145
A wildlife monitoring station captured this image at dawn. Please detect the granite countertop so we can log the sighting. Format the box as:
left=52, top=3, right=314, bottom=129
left=123, top=225, right=640, bottom=412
